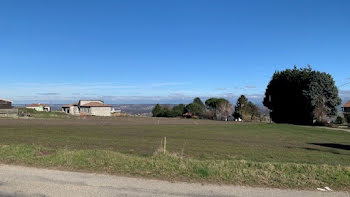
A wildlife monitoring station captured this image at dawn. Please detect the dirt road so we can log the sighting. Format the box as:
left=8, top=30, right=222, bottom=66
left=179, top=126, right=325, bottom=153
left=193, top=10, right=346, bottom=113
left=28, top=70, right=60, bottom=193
left=0, top=165, right=348, bottom=197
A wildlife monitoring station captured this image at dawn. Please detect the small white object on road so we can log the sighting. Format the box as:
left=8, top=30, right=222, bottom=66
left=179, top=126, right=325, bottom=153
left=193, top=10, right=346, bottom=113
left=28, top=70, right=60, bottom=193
left=325, top=187, right=333, bottom=191
left=317, top=187, right=333, bottom=192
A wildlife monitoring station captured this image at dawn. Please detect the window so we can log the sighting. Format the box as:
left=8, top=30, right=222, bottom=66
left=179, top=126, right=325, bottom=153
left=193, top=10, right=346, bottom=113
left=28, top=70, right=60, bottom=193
left=81, top=107, right=90, bottom=113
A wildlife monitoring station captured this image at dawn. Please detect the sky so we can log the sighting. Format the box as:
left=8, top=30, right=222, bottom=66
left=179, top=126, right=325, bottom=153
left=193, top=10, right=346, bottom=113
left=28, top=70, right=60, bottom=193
left=0, top=0, right=349, bottom=104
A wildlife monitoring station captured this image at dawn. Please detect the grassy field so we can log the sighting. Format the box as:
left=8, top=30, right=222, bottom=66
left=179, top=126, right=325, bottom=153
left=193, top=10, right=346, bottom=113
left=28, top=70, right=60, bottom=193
left=0, top=117, right=349, bottom=190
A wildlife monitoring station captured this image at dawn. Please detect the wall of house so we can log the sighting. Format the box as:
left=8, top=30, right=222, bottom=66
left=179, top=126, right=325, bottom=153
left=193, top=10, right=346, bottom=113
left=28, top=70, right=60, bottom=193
left=90, top=107, right=111, bottom=116
left=79, top=107, right=91, bottom=115
left=26, top=106, right=44, bottom=111
left=62, top=107, right=69, bottom=113
left=344, top=107, right=350, bottom=113
left=69, top=106, right=80, bottom=115
left=0, top=109, right=18, bottom=118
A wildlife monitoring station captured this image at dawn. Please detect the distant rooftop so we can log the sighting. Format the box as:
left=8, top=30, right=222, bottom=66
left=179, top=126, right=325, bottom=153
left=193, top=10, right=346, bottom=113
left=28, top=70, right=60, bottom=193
left=80, top=102, right=112, bottom=107
left=343, top=101, right=350, bottom=108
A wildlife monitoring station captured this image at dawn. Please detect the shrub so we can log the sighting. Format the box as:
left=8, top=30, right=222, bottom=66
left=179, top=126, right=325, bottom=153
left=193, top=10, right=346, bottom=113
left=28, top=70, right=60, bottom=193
left=335, top=116, right=344, bottom=124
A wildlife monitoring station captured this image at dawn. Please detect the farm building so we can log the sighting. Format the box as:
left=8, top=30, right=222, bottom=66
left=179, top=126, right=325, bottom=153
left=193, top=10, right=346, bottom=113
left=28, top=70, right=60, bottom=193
left=342, top=101, right=350, bottom=114
left=0, top=98, right=18, bottom=118
left=26, top=104, right=51, bottom=112
left=62, top=100, right=112, bottom=116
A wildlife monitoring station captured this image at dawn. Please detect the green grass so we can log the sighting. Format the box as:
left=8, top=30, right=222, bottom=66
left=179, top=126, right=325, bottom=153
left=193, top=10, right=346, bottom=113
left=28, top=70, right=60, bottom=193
left=1, top=122, right=349, bottom=165
left=0, top=144, right=349, bottom=190
left=0, top=118, right=349, bottom=190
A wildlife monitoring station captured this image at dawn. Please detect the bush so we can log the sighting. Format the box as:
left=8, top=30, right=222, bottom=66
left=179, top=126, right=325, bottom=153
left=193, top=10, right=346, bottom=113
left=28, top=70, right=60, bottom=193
left=335, top=116, right=344, bottom=124
left=152, top=104, right=186, bottom=117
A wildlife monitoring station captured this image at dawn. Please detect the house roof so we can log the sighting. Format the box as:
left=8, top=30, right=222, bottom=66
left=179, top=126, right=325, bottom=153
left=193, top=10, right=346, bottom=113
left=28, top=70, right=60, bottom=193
left=80, top=102, right=112, bottom=107
left=26, top=104, right=49, bottom=107
left=0, top=98, right=12, bottom=103
left=79, top=100, right=104, bottom=102
left=343, top=101, right=350, bottom=108
left=62, top=102, right=78, bottom=108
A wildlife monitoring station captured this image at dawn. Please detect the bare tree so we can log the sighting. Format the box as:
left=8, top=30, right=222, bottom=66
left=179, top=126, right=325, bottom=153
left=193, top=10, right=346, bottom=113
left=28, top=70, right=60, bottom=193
left=216, top=101, right=233, bottom=121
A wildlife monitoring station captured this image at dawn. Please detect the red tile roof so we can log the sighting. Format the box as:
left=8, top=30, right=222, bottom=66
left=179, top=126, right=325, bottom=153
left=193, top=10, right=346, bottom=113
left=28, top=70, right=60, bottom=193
left=343, top=101, right=350, bottom=108
left=80, top=102, right=112, bottom=107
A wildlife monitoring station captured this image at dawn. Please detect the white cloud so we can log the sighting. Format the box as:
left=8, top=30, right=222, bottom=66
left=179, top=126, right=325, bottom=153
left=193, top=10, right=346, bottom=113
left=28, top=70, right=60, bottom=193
left=245, top=86, right=256, bottom=89
left=216, top=88, right=227, bottom=91
left=151, top=82, right=187, bottom=87
left=37, top=93, right=60, bottom=95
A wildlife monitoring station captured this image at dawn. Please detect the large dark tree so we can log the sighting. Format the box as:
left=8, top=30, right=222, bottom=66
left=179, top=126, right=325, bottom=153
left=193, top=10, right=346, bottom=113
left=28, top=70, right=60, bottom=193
left=152, top=104, right=162, bottom=117
left=233, top=95, right=248, bottom=119
left=263, top=66, right=341, bottom=125
left=233, top=95, right=260, bottom=120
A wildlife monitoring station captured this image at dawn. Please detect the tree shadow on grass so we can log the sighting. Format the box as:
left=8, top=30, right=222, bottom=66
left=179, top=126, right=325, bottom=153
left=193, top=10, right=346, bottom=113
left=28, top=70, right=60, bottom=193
left=300, top=147, right=340, bottom=155
left=285, top=145, right=341, bottom=155
left=309, top=143, right=350, bottom=151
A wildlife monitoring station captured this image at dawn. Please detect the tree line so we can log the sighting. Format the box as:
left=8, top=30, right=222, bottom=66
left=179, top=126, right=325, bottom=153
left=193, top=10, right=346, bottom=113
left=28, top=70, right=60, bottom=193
left=152, top=95, right=261, bottom=121
left=152, top=66, right=345, bottom=125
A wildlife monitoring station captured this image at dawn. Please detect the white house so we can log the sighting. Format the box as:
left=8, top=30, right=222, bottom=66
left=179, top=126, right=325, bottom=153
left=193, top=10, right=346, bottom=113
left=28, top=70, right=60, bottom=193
left=26, top=104, right=51, bottom=112
left=62, top=100, right=112, bottom=116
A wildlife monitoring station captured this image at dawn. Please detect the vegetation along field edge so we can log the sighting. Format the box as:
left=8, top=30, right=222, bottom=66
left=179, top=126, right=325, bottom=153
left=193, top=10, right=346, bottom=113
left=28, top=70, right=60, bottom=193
left=0, top=144, right=349, bottom=191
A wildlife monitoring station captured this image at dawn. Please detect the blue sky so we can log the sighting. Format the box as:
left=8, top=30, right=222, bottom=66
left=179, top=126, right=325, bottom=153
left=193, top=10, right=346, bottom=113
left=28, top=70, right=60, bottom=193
left=0, top=0, right=349, bottom=104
